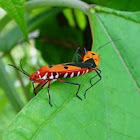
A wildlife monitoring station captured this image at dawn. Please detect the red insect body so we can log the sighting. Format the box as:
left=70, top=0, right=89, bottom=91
left=9, top=50, right=101, bottom=106
left=30, top=51, right=99, bottom=83
left=30, top=65, right=93, bottom=81
left=10, top=40, right=121, bottom=106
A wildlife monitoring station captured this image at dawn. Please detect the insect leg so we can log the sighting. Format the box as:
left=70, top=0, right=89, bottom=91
left=90, top=68, right=101, bottom=86
left=32, top=82, right=36, bottom=95
left=41, top=80, right=48, bottom=89
left=57, top=79, right=82, bottom=100
left=32, top=81, right=47, bottom=95
left=84, top=69, right=102, bottom=99
left=35, top=83, right=44, bottom=90
left=72, top=47, right=82, bottom=62
left=97, top=68, right=101, bottom=73
left=47, top=81, right=52, bottom=107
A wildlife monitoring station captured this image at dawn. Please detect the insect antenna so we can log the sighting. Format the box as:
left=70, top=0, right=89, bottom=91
left=96, top=38, right=121, bottom=52
left=8, top=60, right=30, bottom=77
left=19, top=59, right=30, bottom=76
left=84, top=47, right=87, bottom=53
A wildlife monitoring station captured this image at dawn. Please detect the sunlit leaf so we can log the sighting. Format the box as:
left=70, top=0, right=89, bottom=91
left=82, top=0, right=140, bottom=11
left=0, top=8, right=62, bottom=52
left=4, top=8, right=140, bottom=139
left=0, top=14, right=11, bottom=31
left=0, top=0, right=28, bottom=40
left=0, top=93, right=16, bottom=140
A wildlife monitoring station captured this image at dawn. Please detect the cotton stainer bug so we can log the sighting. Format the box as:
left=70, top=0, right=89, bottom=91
left=9, top=39, right=120, bottom=106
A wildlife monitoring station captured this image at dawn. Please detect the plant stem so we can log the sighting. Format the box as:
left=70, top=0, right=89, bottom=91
left=0, top=58, right=23, bottom=112
left=26, top=0, right=95, bottom=47
left=26, top=0, right=89, bottom=15
left=87, top=7, right=95, bottom=48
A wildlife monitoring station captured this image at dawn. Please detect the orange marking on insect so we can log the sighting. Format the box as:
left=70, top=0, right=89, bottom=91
left=9, top=39, right=121, bottom=106
left=9, top=50, right=101, bottom=107
left=82, top=51, right=100, bottom=66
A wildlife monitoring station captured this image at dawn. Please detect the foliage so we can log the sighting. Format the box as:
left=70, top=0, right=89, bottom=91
left=0, top=0, right=140, bottom=139
left=0, top=0, right=28, bottom=40
left=83, top=0, right=140, bottom=11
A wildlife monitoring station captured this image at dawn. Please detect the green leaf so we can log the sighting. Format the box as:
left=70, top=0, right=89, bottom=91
left=0, top=14, right=11, bottom=32
left=82, top=0, right=140, bottom=11
left=0, top=8, right=63, bottom=52
left=4, top=8, right=140, bottom=140
left=94, top=6, right=140, bottom=23
left=0, top=92, right=16, bottom=140
left=0, top=0, right=28, bottom=41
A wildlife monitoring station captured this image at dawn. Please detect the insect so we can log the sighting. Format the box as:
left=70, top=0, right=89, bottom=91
left=9, top=39, right=119, bottom=106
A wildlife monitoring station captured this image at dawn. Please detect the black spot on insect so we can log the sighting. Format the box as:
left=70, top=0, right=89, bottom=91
left=66, top=60, right=95, bottom=68
left=92, top=53, right=95, bottom=55
left=64, top=66, right=68, bottom=69
left=49, top=65, right=53, bottom=68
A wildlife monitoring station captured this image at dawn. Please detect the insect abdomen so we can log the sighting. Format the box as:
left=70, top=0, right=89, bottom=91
left=42, top=68, right=92, bottom=80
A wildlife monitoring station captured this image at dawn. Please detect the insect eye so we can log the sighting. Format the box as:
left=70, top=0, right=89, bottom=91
left=92, top=53, right=95, bottom=55
left=34, top=74, right=36, bottom=77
